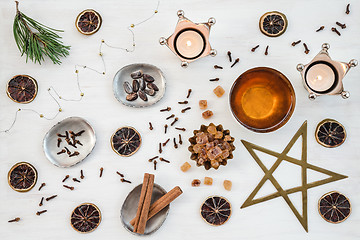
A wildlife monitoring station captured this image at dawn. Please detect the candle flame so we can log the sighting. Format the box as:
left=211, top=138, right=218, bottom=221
left=186, top=40, right=192, bottom=47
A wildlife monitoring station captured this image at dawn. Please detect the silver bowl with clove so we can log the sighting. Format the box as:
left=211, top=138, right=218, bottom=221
left=113, top=63, right=166, bottom=108
left=43, top=116, right=96, bottom=167
left=120, top=183, right=169, bottom=236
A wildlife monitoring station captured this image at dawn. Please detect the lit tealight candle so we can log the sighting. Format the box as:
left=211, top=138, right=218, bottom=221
left=175, top=30, right=205, bottom=59
left=305, top=63, right=336, bottom=92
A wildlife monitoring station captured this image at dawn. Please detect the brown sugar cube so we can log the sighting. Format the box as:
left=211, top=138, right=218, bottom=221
left=202, top=110, right=213, bottom=119
left=204, top=177, right=213, bottom=186
left=199, top=100, right=208, bottom=110
left=213, top=86, right=225, bottom=97
left=223, top=180, right=232, bottom=191
left=180, top=162, right=191, bottom=172
left=191, top=179, right=201, bottom=187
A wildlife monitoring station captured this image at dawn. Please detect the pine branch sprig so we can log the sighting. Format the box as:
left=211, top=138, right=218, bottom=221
left=13, top=1, right=70, bottom=65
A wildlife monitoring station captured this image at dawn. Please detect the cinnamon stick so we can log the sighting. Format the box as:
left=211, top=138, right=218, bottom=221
left=130, top=186, right=183, bottom=226
left=133, top=174, right=150, bottom=231
left=133, top=173, right=155, bottom=234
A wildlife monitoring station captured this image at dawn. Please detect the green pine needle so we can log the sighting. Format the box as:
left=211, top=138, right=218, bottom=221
left=13, top=1, right=70, bottom=65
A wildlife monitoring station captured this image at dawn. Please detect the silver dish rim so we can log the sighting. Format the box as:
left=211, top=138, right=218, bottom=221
left=120, top=183, right=170, bottom=236
left=42, top=116, right=97, bottom=168
left=113, top=63, right=166, bottom=108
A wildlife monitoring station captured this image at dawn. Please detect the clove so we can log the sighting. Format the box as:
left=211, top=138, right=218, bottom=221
left=214, top=65, right=223, bottom=69
left=63, top=185, right=74, bottom=190
left=64, top=147, right=71, bottom=155
left=163, top=138, right=170, bottom=146
left=231, top=58, right=239, bottom=68
left=74, top=140, right=83, bottom=146
left=38, top=183, right=46, bottom=191
left=173, top=138, right=178, bottom=149
left=39, top=197, right=44, bottom=206
left=160, top=107, right=171, bottom=112
left=251, top=45, right=260, bottom=52
left=8, top=217, right=20, bottom=223
left=74, top=130, right=85, bottom=136
left=160, top=157, right=170, bottom=163
left=36, top=210, right=47, bottom=216
left=65, top=137, right=72, bottom=145
left=264, top=46, right=269, bottom=55
left=227, top=51, right=232, bottom=62
left=68, top=141, right=77, bottom=148
left=178, top=101, right=188, bottom=104
left=346, top=3, right=350, bottom=14
left=149, top=156, right=159, bottom=162
left=291, top=40, right=301, bottom=46
left=153, top=160, right=157, bottom=170
left=209, top=78, right=219, bottom=82
left=336, top=22, right=346, bottom=29
left=316, top=26, right=325, bottom=32
left=80, top=170, right=84, bottom=179
left=72, top=178, right=80, bottom=183
left=46, top=195, right=57, bottom=201
left=149, top=122, right=153, bottom=130
left=121, top=178, right=132, bottom=184
left=175, top=127, right=186, bottom=131
left=100, top=167, right=104, bottom=177
left=116, top=171, right=124, bottom=178
left=170, top=117, right=178, bottom=126
left=57, top=149, right=66, bottom=155
left=179, top=134, right=183, bottom=145
left=164, top=124, right=168, bottom=134
left=303, top=43, right=310, bottom=54
left=62, top=175, right=69, bottom=182
left=69, top=151, right=79, bottom=157
left=186, top=89, right=192, bottom=98
left=57, top=138, right=62, bottom=147
left=181, top=107, right=191, bottom=113
left=159, top=143, right=162, bottom=154
left=166, top=114, right=175, bottom=120
left=331, top=27, right=341, bottom=36
left=57, top=133, right=66, bottom=138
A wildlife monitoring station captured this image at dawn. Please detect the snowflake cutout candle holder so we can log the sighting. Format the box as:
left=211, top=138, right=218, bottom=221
left=297, top=43, right=357, bottom=100
left=159, top=10, right=216, bottom=68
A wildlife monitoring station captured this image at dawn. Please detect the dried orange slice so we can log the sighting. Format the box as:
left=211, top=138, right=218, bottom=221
left=315, top=119, right=346, bottom=148
left=318, top=191, right=351, bottom=224
left=8, top=162, right=37, bottom=192
left=200, top=196, right=231, bottom=226
left=7, top=75, right=38, bottom=104
left=111, top=127, right=141, bottom=157
left=75, top=9, right=102, bottom=35
left=259, top=11, right=288, bottom=37
left=71, top=203, right=101, bottom=233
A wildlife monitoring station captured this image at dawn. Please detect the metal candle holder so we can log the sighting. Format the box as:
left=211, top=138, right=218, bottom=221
left=297, top=43, right=357, bottom=100
left=159, top=10, right=216, bottom=68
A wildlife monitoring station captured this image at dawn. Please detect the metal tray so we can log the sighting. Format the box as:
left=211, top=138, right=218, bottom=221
left=113, top=63, right=166, bottom=108
left=121, top=183, right=169, bottom=236
left=43, top=116, right=96, bottom=167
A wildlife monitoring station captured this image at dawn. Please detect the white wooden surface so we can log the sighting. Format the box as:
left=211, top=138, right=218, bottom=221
left=1, top=0, right=359, bottom=239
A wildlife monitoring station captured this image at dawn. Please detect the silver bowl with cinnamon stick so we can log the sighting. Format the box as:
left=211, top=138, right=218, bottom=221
left=121, top=173, right=182, bottom=235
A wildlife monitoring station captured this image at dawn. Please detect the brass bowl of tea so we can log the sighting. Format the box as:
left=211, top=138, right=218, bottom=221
left=229, top=67, right=295, bottom=133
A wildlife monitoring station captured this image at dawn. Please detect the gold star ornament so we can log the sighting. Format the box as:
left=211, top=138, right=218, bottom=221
left=241, top=121, right=347, bottom=232
left=159, top=10, right=217, bottom=68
